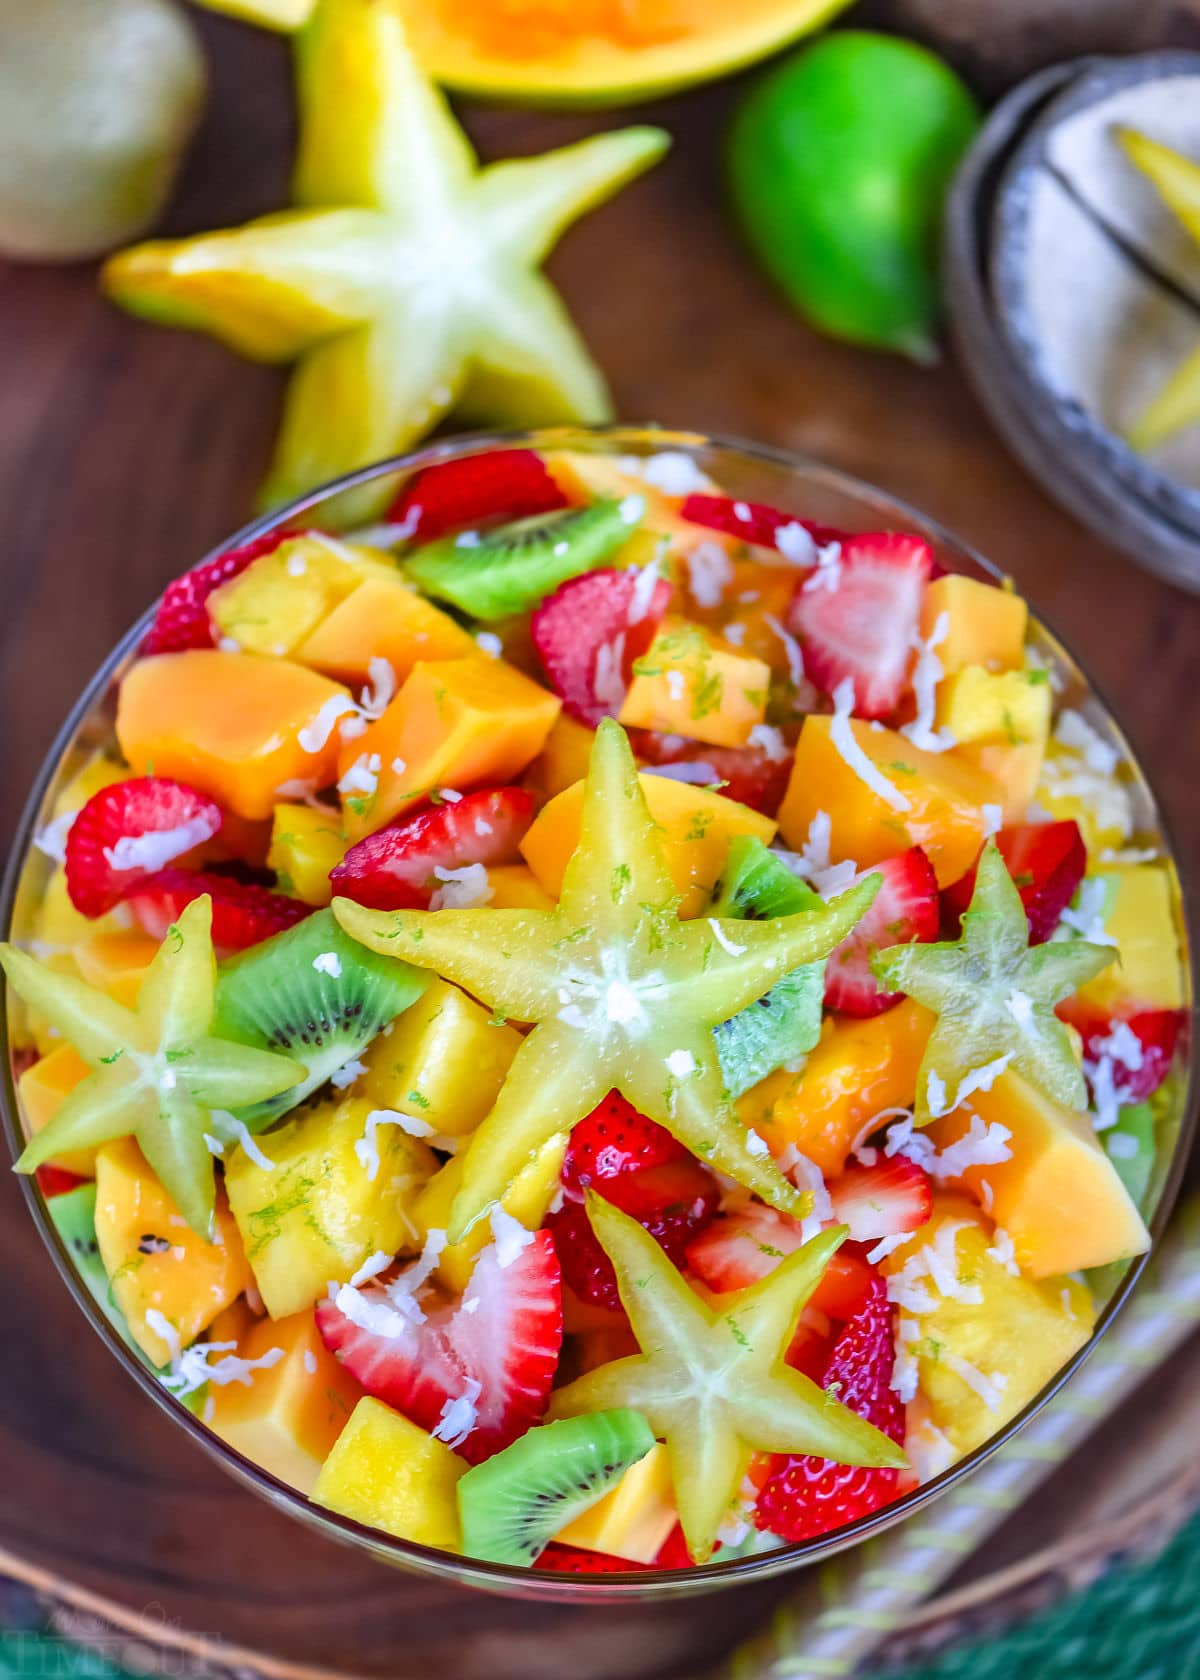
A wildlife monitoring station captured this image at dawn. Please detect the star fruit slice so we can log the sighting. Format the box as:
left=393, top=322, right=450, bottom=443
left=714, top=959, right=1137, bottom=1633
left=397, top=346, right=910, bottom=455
left=4, top=897, right=303, bottom=1236
left=872, top=840, right=1115, bottom=1124
left=550, top=1195, right=906, bottom=1561
left=334, top=719, right=879, bottom=1242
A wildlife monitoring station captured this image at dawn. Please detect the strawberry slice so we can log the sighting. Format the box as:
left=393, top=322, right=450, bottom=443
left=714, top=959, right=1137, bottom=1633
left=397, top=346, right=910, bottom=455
left=632, top=734, right=793, bottom=818
left=684, top=1203, right=875, bottom=1322
left=943, top=821, right=1086, bottom=946
left=125, top=869, right=311, bottom=952
left=1063, top=1007, right=1184, bottom=1105
left=754, top=1271, right=905, bottom=1542
left=562, top=1091, right=686, bottom=1195
left=329, top=787, right=534, bottom=911
left=65, top=777, right=225, bottom=918
left=680, top=493, right=843, bottom=552
left=317, top=1231, right=562, bottom=1466
left=35, top=1165, right=90, bottom=1199
left=142, top=531, right=289, bottom=656
left=827, top=1157, right=933, bottom=1244
left=787, top=532, right=934, bottom=718
left=390, top=448, right=567, bottom=543
left=825, top=847, right=939, bottom=1017
left=548, top=1160, right=718, bottom=1313
left=535, top=1544, right=652, bottom=1575
left=531, top=567, right=672, bottom=728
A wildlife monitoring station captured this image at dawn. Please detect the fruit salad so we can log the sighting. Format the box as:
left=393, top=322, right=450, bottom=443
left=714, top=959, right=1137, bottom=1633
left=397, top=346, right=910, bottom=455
left=4, top=440, right=1189, bottom=1576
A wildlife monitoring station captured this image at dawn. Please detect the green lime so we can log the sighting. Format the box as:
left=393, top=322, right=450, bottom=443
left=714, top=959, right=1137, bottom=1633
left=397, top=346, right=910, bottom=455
left=727, top=30, right=980, bottom=360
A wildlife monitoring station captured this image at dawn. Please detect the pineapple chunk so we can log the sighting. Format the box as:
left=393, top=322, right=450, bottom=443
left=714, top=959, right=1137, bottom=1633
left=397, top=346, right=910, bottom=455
left=936, top=667, right=1051, bottom=749
left=295, top=575, right=479, bottom=686
left=224, top=1096, right=436, bottom=1319
left=556, top=1442, right=676, bottom=1563
left=207, top=535, right=393, bottom=658
left=313, top=1396, right=465, bottom=1548
left=267, top=803, right=348, bottom=905
left=17, top=1045, right=97, bottom=1177
left=619, top=618, right=770, bottom=749
left=1072, top=864, right=1185, bottom=1014
left=361, top=978, right=521, bottom=1137
left=415, top=1139, right=566, bottom=1296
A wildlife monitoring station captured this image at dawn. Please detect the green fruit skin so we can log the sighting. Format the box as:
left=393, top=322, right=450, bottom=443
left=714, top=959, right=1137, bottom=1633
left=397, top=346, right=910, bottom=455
left=726, top=30, right=980, bottom=360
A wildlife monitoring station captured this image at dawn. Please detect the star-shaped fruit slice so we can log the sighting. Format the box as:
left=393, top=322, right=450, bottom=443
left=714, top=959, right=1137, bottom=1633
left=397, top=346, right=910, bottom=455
left=334, top=719, right=879, bottom=1242
left=102, top=0, right=669, bottom=511
left=549, top=1194, right=906, bottom=1561
left=4, top=897, right=302, bottom=1236
left=872, top=841, right=1114, bottom=1123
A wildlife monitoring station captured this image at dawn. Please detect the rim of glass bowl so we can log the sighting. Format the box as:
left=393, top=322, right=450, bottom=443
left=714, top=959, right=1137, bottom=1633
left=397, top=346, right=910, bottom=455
left=2, top=424, right=1195, bottom=1602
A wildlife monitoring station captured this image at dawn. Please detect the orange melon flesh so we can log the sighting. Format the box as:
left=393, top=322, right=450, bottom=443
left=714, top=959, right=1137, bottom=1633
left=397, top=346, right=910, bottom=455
left=618, top=618, right=771, bottom=749
left=72, top=930, right=161, bottom=1007
left=777, top=715, right=1001, bottom=888
left=295, top=576, right=480, bottom=687
left=521, top=771, right=776, bottom=918
left=920, top=574, right=1027, bottom=677
left=17, top=1045, right=98, bottom=1178
left=956, top=740, right=1043, bottom=826
left=116, top=651, right=352, bottom=821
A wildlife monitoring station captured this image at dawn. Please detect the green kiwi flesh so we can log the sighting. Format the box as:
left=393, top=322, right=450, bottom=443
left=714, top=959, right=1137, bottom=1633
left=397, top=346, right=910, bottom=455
left=457, top=1409, right=656, bottom=1566
left=404, top=496, right=638, bottom=620
left=212, top=908, right=428, bottom=1129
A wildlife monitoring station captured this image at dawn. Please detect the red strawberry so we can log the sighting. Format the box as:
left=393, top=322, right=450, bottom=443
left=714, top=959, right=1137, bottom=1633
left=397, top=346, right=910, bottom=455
left=548, top=1160, right=719, bottom=1313
left=827, top=1157, right=933, bottom=1244
left=36, top=1165, right=89, bottom=1198
left=787, top=532, right=934, bottom=719
left=943, top=821, right=1086, bottom=946
left=562, top=1092, right=686, bottom=1194
left=142, top=531, right=290, bottom=656
left=685, top=1204, right=875, bottom=1322
left=824, top=848, right=939, bottom=1017
left=535, top=1545, right=651, bottom=1574
left=390, top=448, right=567, bottom=542
left=680, top=493, right=843, bottom=552
left=652, top=1525, right=697, bottom=1570
left=531, top=567, right=672, bottom=728
left=1063, top=1008, right=1185, bottom=1105
left=125, top=869, right=311, bottom=952
left=632, top=734, right=793, bottom=818
left=754, top=1272, right=905, bottom=1542
left=330, top=788, right=534, bottom=911
left=65, top=777, right=224, bottom=918
left=317, top=1231, right=562, bottom=1466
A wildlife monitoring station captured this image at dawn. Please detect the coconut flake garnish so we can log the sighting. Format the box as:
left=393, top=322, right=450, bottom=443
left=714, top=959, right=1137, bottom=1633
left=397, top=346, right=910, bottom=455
left=665, top=1048, right=696, bottom=1079
left=776, top=1145, right=833, bottom=1242
left=312, top=951, right=342, bottom=979
left=665, top=669, right=686, bottom=702
left=890, top=1319, right=922, bottom=1403
left=300, top=696, right=361, bottom=754
left=900, top=612, right=955, bottom=754
left=1108, top=1132, right=1139, bottom=1160
left=355, top=1108, right=434, bottom=1181
left=618, top=494, right=646, bottom=526
left=830, top=680, right=912, bottom=812
left=644, top=760, right=721, bottom=786
left=774, top=521, right=818, bottom=567
left=1056, top=877, right=1117, bottom=946
left=34, top=811, right=77, bottom=865
left=748, top=723, right=788, bottom=761
left=866, top=1232, right=910, bottom=1265
left=762, top=614, right=805, bottom=690
left=944, top=1352, right=1007, bottom=1412
left=206, top=1111, right=275, bottom=1171
left=744, top=1128, right=770, bottom=1159
left=687, top=540, right=733, bottom=609
left=1054, top=708, right=1119, bottom=775
left=906, top=1413, right=957, bottom=1482
left=103, top=813, right=221, bottom=874
left=800, top=540, right=844, bottom=594
left=359, top=657, right=397, bottom=720
left=431, top=1378, right=483, bottom=1449
left=1039, top=755, right=1132, bottom=843
left=708, top=919, right=747, bottom=957
left=616, top=450, right=712, bottom=497
left=985, top=1227, right=1020, bottom=1275
left=430, top=862, right=494, bottom=911
left=162, top=1339, right=285, bottom=1399
left=439, top=787, right=463, bottom=804
left=489, top=1206, right=535, bottom=1269
left=330, top=1055, right=368, bottom=1091
left=475, top=631, right=503, bottom=659
left=771, top=813, right=860, bottom=898
left=627, top=554, right=662, bottom=626
left=981, top=803, right=1004, bottom=839
left=593, top=632, right=627, bottom=711
left=338, top=753, right=382, bottom=797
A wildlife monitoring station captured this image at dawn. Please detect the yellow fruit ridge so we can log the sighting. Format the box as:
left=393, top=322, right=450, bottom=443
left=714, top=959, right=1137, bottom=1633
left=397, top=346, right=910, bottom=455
left=334, top=720, right=880, bottom=1243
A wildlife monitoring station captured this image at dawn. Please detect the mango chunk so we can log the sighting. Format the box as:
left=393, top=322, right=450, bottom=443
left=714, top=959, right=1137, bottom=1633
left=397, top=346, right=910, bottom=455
left=267, top=803, right=348, bottom=905
left=117, top=651, right=352, bottom=821
left=339, top=658, right=560, bottom=841
left=95, top=1138, right=250, bottom=1366
left=314, top=1397, right=465, bottom=1548
left=524, top=713, right=597, bottom=806
left=737, top=1000, right=933, bottom=1176
left=881, top=1196, right=1093, bottom=1456
left=955, top=741, right=1044, bottom=826
left=208, top=535, right=393, bottom=659
left=1072, top=864, right=1185, bottom=1014
left=619, top=618, right=770, bottom=749
left=522, top=771, right=776, bottom=918
left=208, top=1308, right=362, bottom=1493
left=224, top=1095, right=436, bottom=1319
left=777, top=715, right=1001, bottom=888
left=486, top=864, right=555, bottom=910
left=927, top=1072, right=1150, bottom=1276
left=556, top=1441, right=676, bottom=1563
left=692, top=561, right=797, bottom=674
left=936, top=667, right=1052, bottom=750
left=296, top=575, right=480, bottom=686
left=415, top=1138, right=566, bottom=1296
left=361, top=977, right=522, bottom=1138
left=17, top=1045, right=97, bottom=1177
left=72, top=930, right=160, bottom=1007
left=920, top=575, right=1027, bottom=677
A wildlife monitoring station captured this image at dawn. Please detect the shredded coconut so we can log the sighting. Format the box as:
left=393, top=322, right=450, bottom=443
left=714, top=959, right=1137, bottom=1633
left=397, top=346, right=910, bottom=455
left=330, top=1055, right=367, bottom=1091
left=906, top=1416, right=957, bottom=1483
left=1107, top=1132, right=1139, bottom=1160
left=981, top=803, right=1004, bottom=839
left=430, top=862, right=493, bottom=911
left=303, top=1349, right=318, bottom=1375
left=986, top=1227, right=1020, bottom=1275
left=665, top=1049, right=696, bottom=1078
left=665, top=669, right=686, bottom=702
left=627, top=555, right=662, bottom=626
left=475, top=631, right=502, bottom=658
left=489, top=1206, right=535, bottom=1268
left=687, top=540, right=733, bottom=608
left=103, top=813, right=221, bottom=874
left=900, top=612, right=955, bottom=754
left=338, top=752, right=382, bottom=798
left=774, top=521, right=818, bottom=567
left=944, top=1351, right=1007, bottom=1411
left=708, top=919, right=748, bottom=957
left=358, top=657, right=397, bottom=720
left=207, top=1112, right=275, bottom=1172
left=830, top=680, right=912, bottom=812
left=762, top=613, right=805, bottom=690
left=1057, top=877, right=1117, bottom=946
left=355, top=1108, right=433, bottom=1181
left=621, top=450, right=712, bottom=497
left=312, top=951, right=342, bottom=979
left=777, top=1146, right=833, bottom=1243
left=1054, top=708, right=1119, bottom=775
left=592, top=633, right=628, bottom=714
left=162, top=1340, right=285, bottom=1399
left=34, top=811, right=76, bottom=865
left=732, top=501, right=753, bottom=524
left=618, top=493, right=646, bottom=525
left=748, top=723, right=788, bottom=761
left=866, top=1232, right=910, bottom=1265
left=431, top=1377, right=483, bottom=1449
left=300, top=696, right=360, bottom=754
left=438, top=787, right=463, bottom=804
left=800, top=540, right=844, bottom=594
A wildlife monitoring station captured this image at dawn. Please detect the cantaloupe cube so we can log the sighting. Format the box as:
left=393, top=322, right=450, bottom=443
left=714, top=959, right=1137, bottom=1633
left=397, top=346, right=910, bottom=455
left=524, top=713, right=597, bottom=806
left=95, top=1138, right=250, bottom=1366
left=339, top=658, right=560, bottom=841
left=619, top=619, right=770, bottom=749
left=555, top=1442, right=677, bottom=1563
left=486, top=865, right=555, bottom=910
left=296, top=575, right=480, bottom=686
left=927, top=1072, right=1150, bottom=1277
left=737, top=1000, right=934, bottom=1176
left=207, top=1308, right=362, bottom=1493
left=1071, top=864, right=1185, bottom=1014
left=522, top=772, right=775, bottom=919
left=777, top=716, right=1001, bottom=888
left=117, top=651, right=352, bottom=821
left=920, top=575, right=1027, bottom=677
left=313, top=1397, right=465, bottom=1548
left=208, top=536, right=392, bottom=659
left=415, top=1138, right=566, bottom=1296
left=267, top=803, right=348, bottom=905
left=17, top=1045, right=97, bottom=1177
left=72, top=930, right=160, bottom=1007
left=361, top=978, right=521, bottom=1137
left=936, top=667, right=1052, bottom=749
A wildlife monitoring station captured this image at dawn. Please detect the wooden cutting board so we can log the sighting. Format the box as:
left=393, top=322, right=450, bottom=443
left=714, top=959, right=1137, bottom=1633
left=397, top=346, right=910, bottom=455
left=1, top=15, right=1198, bottom=1680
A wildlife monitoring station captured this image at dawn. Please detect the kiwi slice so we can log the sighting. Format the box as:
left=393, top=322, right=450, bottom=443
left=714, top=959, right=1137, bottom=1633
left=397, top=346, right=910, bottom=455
left=213, top=908, right=428, bottom=1129
left=49, top=1183, right=144, bottom=1360
left=711, top=837, right=826, bottom=1098
left=404, top=497, right=638, bottom=620
left=457, top=1409, right=656, bottom=1567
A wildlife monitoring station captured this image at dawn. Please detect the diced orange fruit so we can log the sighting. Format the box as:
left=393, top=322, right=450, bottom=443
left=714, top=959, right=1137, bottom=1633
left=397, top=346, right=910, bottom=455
left=524, top=713, right=596, bottom=806
left=313, top=1397, right=465, bottom=1549
left=619, top=618, right=770, bottom=749
left=556, top=1442, right=677, bottom=1563
left=486, top=864, right=555, bottom=910
left=521, top=771, right=776, bottom=918
left=361, top=977, right=522, bottom=1137
left=117, top=651, right=352, bottom=821
left=737, top=1000, right=934, bottom=1176
left=72, top=930, right=160, bottom=1007
left=339, top=658, right=560, bottom=841
left=956, top=741, right=1043, bottom=825
left=296, top=575, right=480, bottom=686
left=207, top=1308, right=362, bottom=1494
left=777, top=716, right=1001, bottom=888
left=207, top=535, right=393, bottom=659
left=708, top=563, right=802, bottom=675
left=920, top=575, right=1027, bottom=677
left=17, top=1045, right=97, bottom=1178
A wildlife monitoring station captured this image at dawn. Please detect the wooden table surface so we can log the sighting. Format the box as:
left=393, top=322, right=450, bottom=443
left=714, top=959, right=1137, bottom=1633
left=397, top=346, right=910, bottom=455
left=1, top=15, right=1198, bottom=1680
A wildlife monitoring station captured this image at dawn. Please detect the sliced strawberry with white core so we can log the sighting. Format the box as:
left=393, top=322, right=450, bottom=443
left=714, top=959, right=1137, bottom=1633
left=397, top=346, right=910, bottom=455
left=1063, top=1007, right=1185, bottom=1106
left=680, top=493, right=843, bottom=553
left=684, top=1203, right=877, bottom=1323
left=330, top=787, right=534, bottom=911
left=142, top=530, right=290, bottom=656
left=389, top=449, right=567, bottom=543
left=531, top=567, right=671, bottom=728
left=825, top=847, right=939, bottom=1017
left=788, top=532, right=934, bottom=719
left=316, top=1230, right=562, bottom=1466
left=827, top=1157, right=933, bottom=1245
left=65, top=777, right=225, bottom=917
left=943, top=821, right=1086, bottom=946
left=126, top=869, right=311, bottom=952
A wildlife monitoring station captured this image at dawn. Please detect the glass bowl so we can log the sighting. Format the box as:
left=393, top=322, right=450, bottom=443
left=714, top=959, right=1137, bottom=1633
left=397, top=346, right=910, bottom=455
left=2, top=426, right=1195, bottom=1603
